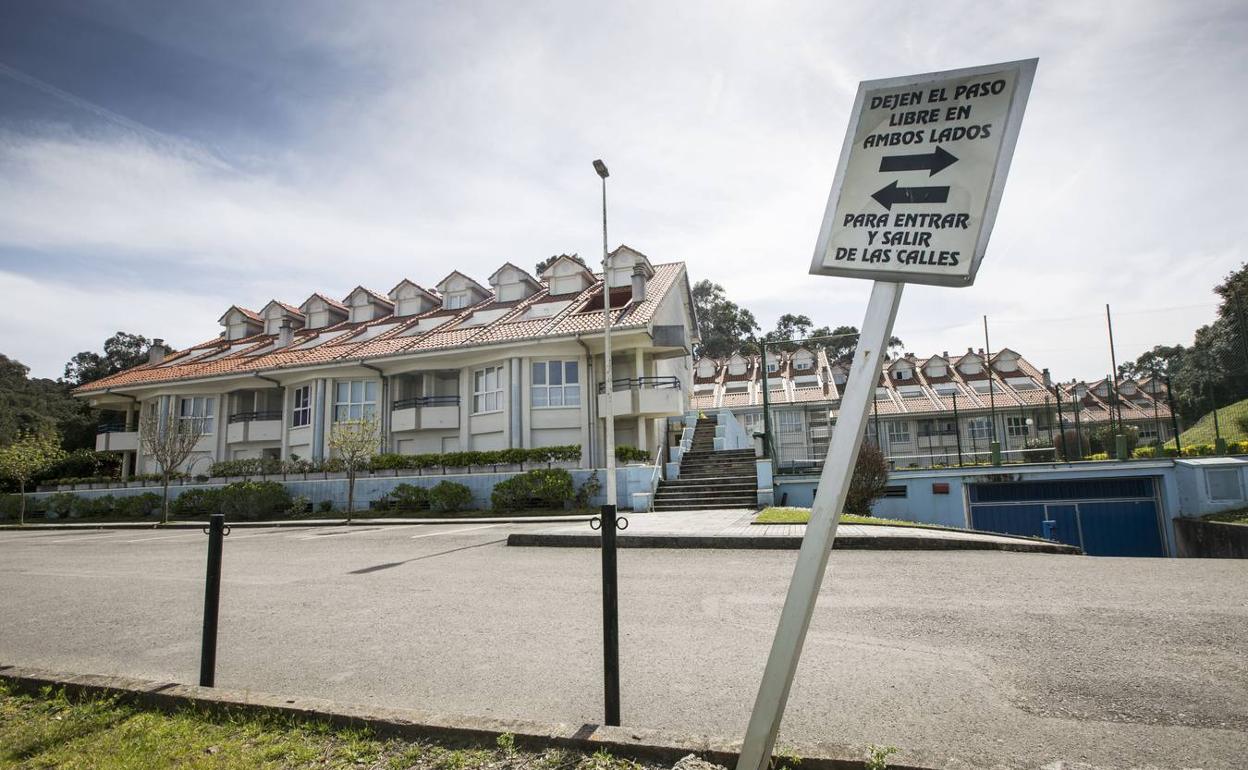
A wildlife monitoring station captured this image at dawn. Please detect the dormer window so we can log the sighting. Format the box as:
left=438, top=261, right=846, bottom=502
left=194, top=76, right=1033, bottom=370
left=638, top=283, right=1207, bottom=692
left=489, top=262, right=541, bottom=302
left=298, top=293, right=349, bottom=330
left=767, top=362, right=779, bottom=373
left=343, top=286, right=394, bottom=324
left=892, top=367, right=912, bottom=381
left=794, top=360, right=812, bottom=371
left=541, top=255, right=595, bottom=297
left=605, top=245, right=655, bottom=288
left=727, top=354, right=747, bottom=377
left=436, top=271, right=490, bottom=310
left=218, top=306, right=263, bottom=341
left=388, top=280, right=439, bottom=317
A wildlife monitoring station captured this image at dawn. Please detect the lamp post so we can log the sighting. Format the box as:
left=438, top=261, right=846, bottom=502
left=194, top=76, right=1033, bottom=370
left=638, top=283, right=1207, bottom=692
left=593, top=158, right=621, bottom=727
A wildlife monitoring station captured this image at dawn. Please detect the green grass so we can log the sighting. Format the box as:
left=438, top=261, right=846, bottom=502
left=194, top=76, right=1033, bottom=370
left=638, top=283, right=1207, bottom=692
left=0, top=682, right=653, bottom=770
left=754, top=507, right=951, bottom=529
left=1203, top=507, right=1248, bottom=525
left=1169, top=398, right=1248, bottom=448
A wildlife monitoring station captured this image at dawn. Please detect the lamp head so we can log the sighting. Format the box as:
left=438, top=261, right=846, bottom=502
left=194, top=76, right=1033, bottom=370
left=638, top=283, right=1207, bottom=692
left=593, top=159, right=609, bottom=179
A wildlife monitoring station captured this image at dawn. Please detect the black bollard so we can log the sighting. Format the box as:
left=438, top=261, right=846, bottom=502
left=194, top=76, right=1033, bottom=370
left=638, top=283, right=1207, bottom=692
left=199, top=513, right=226, bottom=687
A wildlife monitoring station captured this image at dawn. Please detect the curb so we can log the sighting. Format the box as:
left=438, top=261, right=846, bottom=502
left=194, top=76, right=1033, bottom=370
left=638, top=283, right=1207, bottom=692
left=0, top=665, right=942, bottom=770
left=506, top=532, right=1080, bottom=554
left=0, top=515, right=595, bottom=532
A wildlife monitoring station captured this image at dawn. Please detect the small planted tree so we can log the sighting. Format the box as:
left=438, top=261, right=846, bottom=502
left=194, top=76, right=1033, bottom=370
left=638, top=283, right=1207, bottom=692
left=0, top=430, right=66, bottom=525
left=328, top=417, right=381, bottom=521
left=844, top=441, right=889, bottom=516
left=139, top=405, right=207, bottom=524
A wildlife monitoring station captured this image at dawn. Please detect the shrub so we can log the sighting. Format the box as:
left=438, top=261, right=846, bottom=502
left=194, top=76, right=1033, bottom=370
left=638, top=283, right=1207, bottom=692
left=491, top=468, right=575, bottom=511
left=0, top=494, right=21, bottom=521
left=845, top=442, right=888, bottom=515
left=173, top=488, right=222, bottom=516
left=218, top=481, right=292, bottom=521
left=78, top=494, right=116, bottom=518
left=429, top=480, right=473, bottom=512
left=209, top=458, right=284, bottom=478
left=116, top=493, right=162, bottom=518
left=287, top=495, right=312, bottom=516
left=318, top=499, right=335, bottom=513
left=45, top=492, right=79, bottom=519
left=615, top=446, right=650, bottom=464
left=34, top=449, right=121, bottom=487
left=1088, top=424, right=1139, bottom=457
left=1087, top=452, right=1110, bottom=460
left=1022, top=438, right=1053, bottom=463
left=389, top=483, right=430, bottom=511
left=1052, top=429, right=1091, bottom=460
left=575, top=470, right=602, bottom=508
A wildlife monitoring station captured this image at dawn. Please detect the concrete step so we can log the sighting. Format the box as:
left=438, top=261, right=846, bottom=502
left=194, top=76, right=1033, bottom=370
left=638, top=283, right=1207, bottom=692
left=659, top=479, right=756, bottom=490
left=653, top=501, right=757, bottom=511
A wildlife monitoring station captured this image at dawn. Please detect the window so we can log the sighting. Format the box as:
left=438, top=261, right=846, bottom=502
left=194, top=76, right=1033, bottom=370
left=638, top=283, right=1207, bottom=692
left=883, top=485, right=908, bottom=498
left=934, top=383, right=960, bottom=395
left=966, top=416, right=992, bottom=441
left=473, top=366, right=503, bottom=413
left=531, top=360, right=580, bottom=407
left=743, top=412, right=764, bottom=435
left=776, top=410, right=802, bottom=434
left=972, top=380, right=994, bottom=393
left=1206, top=469, right=1243, bottom=502
left=794, top=359, right=812, bottom=371
left=445, top=293, right=468, bottom=310
left=1006, top=416, right=1029, bottom=438
left=178, top=396, right=215, bottom=434
left=892, top=368, right=911, bottom=380
left=333, top=380, right=377, bottom=422
left=766, top=362, right=779, bottom=373
left=292, top=385, right=311, bottom=428
left=886, top=421, right=911, bottom=444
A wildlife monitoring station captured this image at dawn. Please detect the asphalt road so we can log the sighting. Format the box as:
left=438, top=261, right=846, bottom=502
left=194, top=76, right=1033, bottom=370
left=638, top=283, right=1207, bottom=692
left=0, top=522, right=1245, bottom=769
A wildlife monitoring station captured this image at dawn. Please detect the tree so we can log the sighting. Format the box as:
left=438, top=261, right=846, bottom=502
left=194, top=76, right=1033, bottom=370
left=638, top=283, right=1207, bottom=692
left=692, top=280, right=760, bottom=358
left=534, top=253, right=586, bottom=275
left=0, top=430, right=65, bottom=524
left=328, top=417, right=381, bottom=521
left=0, top=354, right=97, bottom=451
left=63, top=332, right=164, bottom=387
left=139, top=404, right=207, bottom=524
left=808, top=325, right=903, bottom=365
left=844, top=441, right=889, bottom=515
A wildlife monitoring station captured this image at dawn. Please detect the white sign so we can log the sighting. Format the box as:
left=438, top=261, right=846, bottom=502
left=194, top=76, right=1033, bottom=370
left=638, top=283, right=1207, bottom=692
left=809, top=58, right=1037, bottom=287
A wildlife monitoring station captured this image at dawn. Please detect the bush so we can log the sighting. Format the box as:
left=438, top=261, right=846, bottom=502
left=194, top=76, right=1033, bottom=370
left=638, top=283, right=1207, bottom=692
left=217, top=481, right=292, bottom=521
left=429, top=481, right=473, bottom=512
left=845, top=443, right=888, bottom=515
left=1052, top=429, right=1092, bottom=460
left=173, top=488, right=222, bottom=516
left=1088, top=424, right=1139, bottom=457
left=45, top=492, right=78, bottom=519
left=115, top=493, right=162, bottom=518
left=388, top=483, right=430, bottom=511
left=615, top=446, right=649, bottom=464
left=209, top=458, right=284, bottom=478
left=491, top=469, right=575, bottom=511
left=0, top=494, right=21, bottom=521
left=34, top=449, right=121, bottom=487
left=287, top=495, right=312, bottom=516
left=1022, top=438, right=1053, bottom=463
left=318, top=499, right=335, bottom=513
left=575, top=471, right=602, bottom=508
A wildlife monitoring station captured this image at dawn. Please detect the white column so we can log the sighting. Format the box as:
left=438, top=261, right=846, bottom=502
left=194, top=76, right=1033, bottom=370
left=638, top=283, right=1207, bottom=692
left=279, top=386, right=291, bottom=460
left=459, top=368, right=471, bottom=450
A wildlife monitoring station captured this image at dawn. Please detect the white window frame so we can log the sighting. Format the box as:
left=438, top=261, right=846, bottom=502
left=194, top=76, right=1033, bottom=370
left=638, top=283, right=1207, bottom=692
left=445, top=292, right=468, bottom=310
left=1006, top=415, right=1029, bottom=438
left=886, top=420, right=911, bottom=444
left=178, top=396, right=215, bottom=435
left=292, top=385, right=312, bottom=428
left=966, top=416, right=992, bottom=441
left=473, top=365, right=504, bottom=414
left=794, top=359, right=812, bottom=371
left=776, top=410, right=802, bottom=434
left=333, top=380, right=378, bottom=422
left=531, top=360, right=580, bottom=408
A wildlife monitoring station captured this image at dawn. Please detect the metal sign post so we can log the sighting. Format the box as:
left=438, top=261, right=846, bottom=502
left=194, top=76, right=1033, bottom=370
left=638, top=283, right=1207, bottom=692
left=737, top=58, right=1036, bottom=770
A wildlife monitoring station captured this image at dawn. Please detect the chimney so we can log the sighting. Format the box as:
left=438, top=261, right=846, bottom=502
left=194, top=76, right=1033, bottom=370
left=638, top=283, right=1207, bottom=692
left=148, top=339, right=167, bottom=365
left=630, top=262, right=647, bottom=304
left=942, top=350, right=949, bottom=359
left=277, top=320, right=294, bottom=348
left=1042, top=367, right=1052, bottom=388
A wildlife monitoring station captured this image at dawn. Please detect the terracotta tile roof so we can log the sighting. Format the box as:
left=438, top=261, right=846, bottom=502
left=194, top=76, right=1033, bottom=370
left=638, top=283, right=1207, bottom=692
left=74, top=260, right=689, bottom=394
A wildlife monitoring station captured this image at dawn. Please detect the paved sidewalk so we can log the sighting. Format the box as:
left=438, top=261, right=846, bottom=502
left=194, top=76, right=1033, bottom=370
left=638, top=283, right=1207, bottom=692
left=507, top=509, right=1080, bottom=553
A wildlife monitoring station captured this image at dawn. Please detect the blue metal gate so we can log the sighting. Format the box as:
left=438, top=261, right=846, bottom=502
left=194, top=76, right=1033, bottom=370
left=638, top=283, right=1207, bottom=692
left=969, top=478, right=1165, bottom=557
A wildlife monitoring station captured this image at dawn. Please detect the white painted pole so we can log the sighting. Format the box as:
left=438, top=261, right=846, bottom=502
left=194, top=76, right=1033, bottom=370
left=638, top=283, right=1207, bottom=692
left=600, top=173, right=617, bottom=507
left=736, top=280, right=904, bottom=770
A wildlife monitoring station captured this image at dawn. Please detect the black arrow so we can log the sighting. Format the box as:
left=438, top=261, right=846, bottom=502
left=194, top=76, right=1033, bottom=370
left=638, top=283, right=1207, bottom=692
left=871, top=181, right=950, bottom=211
left=879, top=146, right=958, bottom=176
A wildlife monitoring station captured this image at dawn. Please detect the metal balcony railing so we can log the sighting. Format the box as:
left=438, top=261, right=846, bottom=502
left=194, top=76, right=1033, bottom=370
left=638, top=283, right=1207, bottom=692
left=96, top=423, right=130, bottom=434
left=596, top=376, right=681, bottom=394
left=227, top=410, right=282, bottom=424
left=392, top=394, right=461, bottom=410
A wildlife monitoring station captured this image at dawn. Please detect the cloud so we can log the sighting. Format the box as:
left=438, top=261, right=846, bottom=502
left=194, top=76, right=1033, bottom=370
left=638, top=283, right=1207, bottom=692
left=0, top=0, right=1245, bottom=380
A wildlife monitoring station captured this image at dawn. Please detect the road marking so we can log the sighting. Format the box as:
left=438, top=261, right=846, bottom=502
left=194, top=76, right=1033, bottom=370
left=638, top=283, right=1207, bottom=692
left=41, top=532, right=135, bottom=544
left=410, top=524, right=501, bottom=539
left=296, top=527, right=385, bottom=541
left=123, top=533, right=201, bottom=543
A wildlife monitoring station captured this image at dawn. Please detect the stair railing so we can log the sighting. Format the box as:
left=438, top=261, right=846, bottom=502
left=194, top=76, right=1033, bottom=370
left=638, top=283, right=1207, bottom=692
left=646, top=423, right=669, bottom=512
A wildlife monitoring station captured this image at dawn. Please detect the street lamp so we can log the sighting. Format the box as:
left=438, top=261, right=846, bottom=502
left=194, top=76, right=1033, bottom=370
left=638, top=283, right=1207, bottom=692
left=592, top=158, right=621, bottom=728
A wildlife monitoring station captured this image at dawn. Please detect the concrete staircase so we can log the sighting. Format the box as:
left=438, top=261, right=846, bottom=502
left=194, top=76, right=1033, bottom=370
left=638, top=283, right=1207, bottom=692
left=653, top=417, right=757, bottom=511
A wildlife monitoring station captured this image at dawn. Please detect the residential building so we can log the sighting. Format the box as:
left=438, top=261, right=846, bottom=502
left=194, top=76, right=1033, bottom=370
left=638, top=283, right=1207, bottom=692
left=79, top=246, right=698, bottom=477
left=691, top=346, right=1177, bottom=470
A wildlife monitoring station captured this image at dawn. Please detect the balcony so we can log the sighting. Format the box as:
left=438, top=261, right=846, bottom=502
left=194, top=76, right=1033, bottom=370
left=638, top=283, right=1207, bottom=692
left=95, top=424, right=138, bottom=452
left=227, top=411, right=282, bottom=443
left=391, top=395, right=460, bottom=432
left=597, top=376, right=683, bottom=418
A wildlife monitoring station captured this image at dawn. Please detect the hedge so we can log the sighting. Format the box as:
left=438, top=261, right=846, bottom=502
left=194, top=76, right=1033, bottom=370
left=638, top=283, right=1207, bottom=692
left=207, top=445, right=582, bottom=479
left=428, top=481, right=473, bottom=512
left=491, top=469, right=575, bottom=511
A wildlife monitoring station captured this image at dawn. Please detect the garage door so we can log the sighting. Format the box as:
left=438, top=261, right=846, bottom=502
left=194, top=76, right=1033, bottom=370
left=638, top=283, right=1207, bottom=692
left=969, top=478, right=1166, bottom=557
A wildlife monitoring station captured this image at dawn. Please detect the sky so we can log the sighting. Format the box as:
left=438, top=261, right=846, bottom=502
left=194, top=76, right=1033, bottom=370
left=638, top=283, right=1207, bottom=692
left=0, top=0, right=1245, bottom=382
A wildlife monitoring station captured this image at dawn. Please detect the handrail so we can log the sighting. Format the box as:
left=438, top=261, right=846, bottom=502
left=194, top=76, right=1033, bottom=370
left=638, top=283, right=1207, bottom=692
left=96, top=423, right=131, bottom=434
left=596, top=376, right=681, bottom=394
left=393, top=394, right=461, bottom=410
left=227, top=410, right=282, bottom=424
left=647, top=420, right=669, bottom=512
